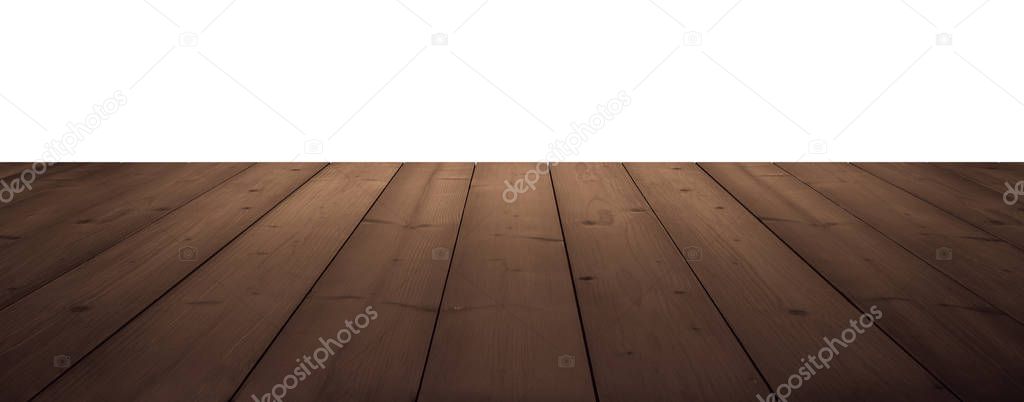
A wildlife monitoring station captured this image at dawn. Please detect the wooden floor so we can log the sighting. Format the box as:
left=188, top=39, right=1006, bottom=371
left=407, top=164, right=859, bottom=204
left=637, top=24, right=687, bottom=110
left=1, top=163, right=1023, bottom=401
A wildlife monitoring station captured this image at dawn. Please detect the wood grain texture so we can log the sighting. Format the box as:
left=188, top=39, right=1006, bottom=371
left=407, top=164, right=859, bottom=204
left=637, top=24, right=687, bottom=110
left=1, top=163, right=1020, bottom=401
left=233, top=163, right=473, bottom=402
left=0, top=164, right=179, bottom=238
left=0, top=163, right=85, bottom=208
left=937, top=163, right=1024, bottom=194
left=779, top=163, right=1024, bottom=324
left=0, top=163, right=31, bottom=180
left=551, top=163, right=766, bottom=401
left=704, top=162, right=1024, bottom=401
left=0, top=163, right=324, bottom=402
left=0, top=164, right=123, bottom=236
left=0, top=163, right=251, bottom=308
left=33, top=163, right=399, bottom=402
left=0, top=164, right=103, bottom=250
left=418, top=163, right=595, bottom=402
left=858, top=163, right=1024, bottom=250
left=625, top=163, right=953, bottom=402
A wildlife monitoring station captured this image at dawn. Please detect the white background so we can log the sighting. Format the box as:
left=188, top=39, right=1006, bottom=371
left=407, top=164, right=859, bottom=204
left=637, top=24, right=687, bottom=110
left=1, top=0, right=1022, bottom=162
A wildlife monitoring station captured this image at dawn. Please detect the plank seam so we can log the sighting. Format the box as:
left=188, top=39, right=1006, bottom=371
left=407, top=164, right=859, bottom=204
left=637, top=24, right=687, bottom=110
left=0, top=164, right=122, bottom=215
left=938, top=163, right=1024, bottom=193
left=27, top=163, right=326, bottom=401
left=700, top=163, right=961, bottom=401
left=25, top=163, right=324, bottom=401
left=621, top=163, right=774, bottom=395
left=0, top=163, right=87, bottom=207
left=413, top=163, right=476, bottom=401
left=2, top=163, right=256, bottom=312
left=228, top=163, right=403, bottom=401
left=852, top=163, right=1024, bottom=255
left=2, top=164, right=222, bottom=246
left=776, top=163, right=1024, bottom=328
left=549, top=163, right=602, bottom=402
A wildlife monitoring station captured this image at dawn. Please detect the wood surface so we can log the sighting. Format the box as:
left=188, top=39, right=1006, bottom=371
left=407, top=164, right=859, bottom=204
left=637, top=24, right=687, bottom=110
left=1, top=163, right=1020, bottom=401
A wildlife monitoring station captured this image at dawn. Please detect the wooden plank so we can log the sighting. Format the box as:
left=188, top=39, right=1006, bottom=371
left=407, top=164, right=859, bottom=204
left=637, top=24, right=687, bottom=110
left=0, top=163, right=102, bottom=248
left=33, top=163, right=399, bottom=402
left=0, top=163, right=106, bottom=216
left=625, top=163, right=953, bottom=402
left=937, top=163, right=1024, bottom=194
left=551, top=163, right=766, bottom=400
left=0, top=163, right=325, bottom=402
left=233, top=163, right=473, bottom=402
left=857, top=163, right=1024, bottom=249
left=0, top=163, right=31, bottom=179
left=704, top=162, right=1024, bottom=401
left=0, top=163, right=251, bottom=308
left=0, top=162, right=82, bottom=182
left=418, top=163, right=595, bottom=401
left=779, top=163, right=1024, bottom=324
left=0, top=164, right=223, bottom=245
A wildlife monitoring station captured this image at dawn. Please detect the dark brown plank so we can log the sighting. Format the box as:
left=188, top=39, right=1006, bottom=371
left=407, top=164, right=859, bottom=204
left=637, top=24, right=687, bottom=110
left=0, top=163, right=324, bottom=402
left=625, top=163, right=953, bottom=402
left=233, top=163, right=473, bottom=402
left=33, top=163, right=399, bottom=402
left=0, top=163, right=114, bottom=223
left=0, top=164, right=165, bottom=231
left=0, top=162, right=33, bottom=183
left=0, top=163, right=103, bottom=249
left=418, top=163, right=595, bottom=401
left=0, top=163, right=31, bottom=179
left=704, top=162, right=1024, bottom=401
left=551, top=163, right=766, bottom=400
left=0, top=163, right=84, bottom=184
left=937, top=163, right=1024, bottom=194
left=858, top=163, right=1024, bottom=249
left=779, top=163, right=1024, bottom=324
left=8, top=164, right=248, bottom=236
left=0, top=163, right=250, bottom=308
